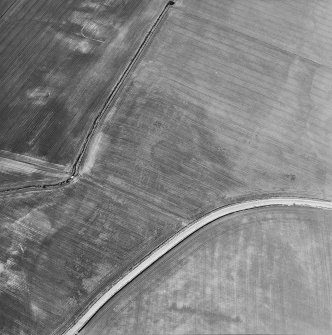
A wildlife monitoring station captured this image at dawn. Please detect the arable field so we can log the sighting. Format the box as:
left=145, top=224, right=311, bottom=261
left=83, top=0, right=332, bottom=220
left=0, top=0, right=18, bottom=17
left=0, top=0, right=167, bottom=168
left=0, top=180, right=182, bottom=335
left=81, top=207, right=332, bottom=335
left=1, top=1, right=332, bottom=335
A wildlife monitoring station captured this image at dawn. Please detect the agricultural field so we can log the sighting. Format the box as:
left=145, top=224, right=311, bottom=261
left=0, top=180, right=182, bottom=334
left=81, top=207, right=332, bottom=335
left=0, top=1, right=18, bottom=17
left=83, top=0, right=332, bottom=219
left=0, top=0, right=168, bottom=169
left=1, top=0, right=332, bottom=335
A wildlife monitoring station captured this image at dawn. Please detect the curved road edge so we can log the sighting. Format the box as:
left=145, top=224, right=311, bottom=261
left=64, top=197, right=332, bottom=335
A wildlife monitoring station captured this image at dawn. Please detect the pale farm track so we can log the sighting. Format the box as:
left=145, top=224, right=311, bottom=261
left=0, top=1, right=332, bottom=335
left=63, top=196, right=332, bottom=335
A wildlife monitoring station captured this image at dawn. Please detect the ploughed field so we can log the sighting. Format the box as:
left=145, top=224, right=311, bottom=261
left=2, top=0, right=332, bottom=334
left=0, top=0, right=168, bottom=186
left=82, top=207, right=332, bottom=335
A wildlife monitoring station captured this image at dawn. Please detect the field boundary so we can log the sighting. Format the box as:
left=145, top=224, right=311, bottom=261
left=0, top=0, right=176, bottom=195
left=63, top=196, right=332, bottom=335
left=69, top=0, right=176, bottom=177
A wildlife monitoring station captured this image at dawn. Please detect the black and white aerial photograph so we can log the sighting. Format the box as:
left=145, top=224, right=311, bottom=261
left=1, top=0, right=332, bottom=334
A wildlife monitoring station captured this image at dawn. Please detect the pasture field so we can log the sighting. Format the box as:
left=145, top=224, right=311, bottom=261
left=0, top=0, right=167, bottom=167
left=1, top=1, right=332, bottom=335
left=82, top=206, right=332, bottom=335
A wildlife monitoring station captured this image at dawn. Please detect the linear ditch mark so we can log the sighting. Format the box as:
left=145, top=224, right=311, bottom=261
left=70, top=0, right=176, bottom=178
left=0, top=1, right=176, bottom=196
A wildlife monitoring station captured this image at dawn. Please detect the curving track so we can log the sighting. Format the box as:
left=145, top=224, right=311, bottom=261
left=65, top=196, right=332, bottom=335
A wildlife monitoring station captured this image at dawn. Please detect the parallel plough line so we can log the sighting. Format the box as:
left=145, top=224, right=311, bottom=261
left=0, top=1, right=176, bottom=195
left=63, top=196, right=332, bottom=335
